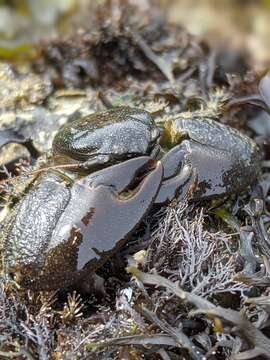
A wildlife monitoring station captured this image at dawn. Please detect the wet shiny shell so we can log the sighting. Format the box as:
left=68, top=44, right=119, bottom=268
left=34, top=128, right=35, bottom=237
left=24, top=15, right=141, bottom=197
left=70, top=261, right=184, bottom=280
left=52, top=106, right=160, bottom=162
left=167, top=117, right=261, bottom=198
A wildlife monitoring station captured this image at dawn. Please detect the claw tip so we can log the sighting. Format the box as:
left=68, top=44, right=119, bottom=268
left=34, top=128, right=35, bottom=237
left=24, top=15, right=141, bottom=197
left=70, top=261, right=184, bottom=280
left=147, top=158, right=158, bottom=169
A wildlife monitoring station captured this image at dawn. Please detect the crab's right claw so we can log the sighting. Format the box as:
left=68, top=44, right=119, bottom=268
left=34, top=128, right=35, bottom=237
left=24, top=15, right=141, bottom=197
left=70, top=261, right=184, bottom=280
left=63, top=157, right=163, bottom=271
left=87, top=156, right=160, bottom=193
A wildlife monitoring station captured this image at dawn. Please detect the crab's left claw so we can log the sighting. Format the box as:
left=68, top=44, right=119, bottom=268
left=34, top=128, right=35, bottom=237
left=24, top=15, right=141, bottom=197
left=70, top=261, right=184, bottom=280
left=49, top=157, right=163, bottom=272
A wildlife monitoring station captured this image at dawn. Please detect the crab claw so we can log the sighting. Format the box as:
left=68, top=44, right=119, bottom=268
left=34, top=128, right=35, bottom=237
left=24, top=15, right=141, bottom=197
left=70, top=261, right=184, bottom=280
left=87, top=156, right=160, bottom=192
left=49, top=157, right=163, bottom=273
left=154, top=145, right=195, bottom=205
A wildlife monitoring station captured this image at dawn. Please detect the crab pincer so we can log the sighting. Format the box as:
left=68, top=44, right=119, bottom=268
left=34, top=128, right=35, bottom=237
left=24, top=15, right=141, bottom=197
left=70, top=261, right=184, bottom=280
left=3, top=156, right=163, bottom=290
left=60, top=156, right=163, bottom=272
left=154, top=145, right=195, bottom=205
